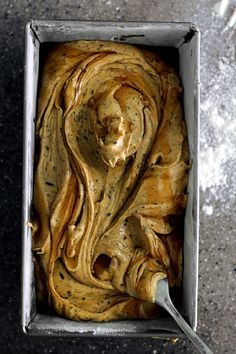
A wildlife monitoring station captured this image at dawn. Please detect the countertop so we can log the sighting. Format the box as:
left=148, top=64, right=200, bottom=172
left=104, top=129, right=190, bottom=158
left=0, top=0, right=235, bottom=353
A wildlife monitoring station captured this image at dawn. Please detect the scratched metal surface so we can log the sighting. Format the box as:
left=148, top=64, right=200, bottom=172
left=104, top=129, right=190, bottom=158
left=1, top=0, right=235, bottom=353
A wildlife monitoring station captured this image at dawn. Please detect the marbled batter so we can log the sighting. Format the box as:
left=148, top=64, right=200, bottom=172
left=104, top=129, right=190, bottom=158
left=32, top=41, right=189, bottom=321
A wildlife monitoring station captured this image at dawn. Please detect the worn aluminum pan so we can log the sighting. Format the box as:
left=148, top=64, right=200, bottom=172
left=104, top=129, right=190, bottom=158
left=22, top=20, right=200, bottom=337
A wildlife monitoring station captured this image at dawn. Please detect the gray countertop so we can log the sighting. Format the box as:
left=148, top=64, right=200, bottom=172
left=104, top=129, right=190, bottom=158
left=0, top=0, right=235, bottom=353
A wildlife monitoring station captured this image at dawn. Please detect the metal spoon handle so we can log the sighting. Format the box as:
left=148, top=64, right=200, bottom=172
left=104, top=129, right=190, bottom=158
left=162, top=298, right=213, bottom=354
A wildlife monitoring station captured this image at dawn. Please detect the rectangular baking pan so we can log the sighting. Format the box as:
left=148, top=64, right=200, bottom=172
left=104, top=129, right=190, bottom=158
left=22, top=20, right=200, bottom=337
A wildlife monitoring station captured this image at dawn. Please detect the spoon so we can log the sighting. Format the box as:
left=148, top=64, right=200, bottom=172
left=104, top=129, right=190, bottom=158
left=154, top=278, right=213, bottom=354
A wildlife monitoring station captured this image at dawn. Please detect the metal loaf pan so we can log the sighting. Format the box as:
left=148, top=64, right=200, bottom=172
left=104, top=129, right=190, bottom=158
left=22, top=20, right=200, bottom=337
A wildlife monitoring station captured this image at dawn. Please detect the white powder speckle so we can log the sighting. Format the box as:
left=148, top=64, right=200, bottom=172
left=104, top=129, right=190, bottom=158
left=201, top=99, right=212, bottom=112
left=202, top=205, right=213, bottom=216
left=199, top=20, right=236, bottom=201
left=209, top=107, right=225, bottom=128
left=200, top=144, right=228, bottom=192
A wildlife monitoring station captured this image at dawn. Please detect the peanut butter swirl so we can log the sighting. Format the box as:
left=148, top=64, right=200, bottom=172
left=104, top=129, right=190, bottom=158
left=32, top=41, right=189, bottom=321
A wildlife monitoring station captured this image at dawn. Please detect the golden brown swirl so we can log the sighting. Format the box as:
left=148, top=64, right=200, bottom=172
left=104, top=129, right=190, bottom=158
left=32, top=41, right=189, bottom=321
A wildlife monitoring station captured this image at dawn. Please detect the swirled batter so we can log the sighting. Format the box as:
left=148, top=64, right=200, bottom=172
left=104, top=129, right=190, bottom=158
left=32, top=41, right=189, bottom=321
